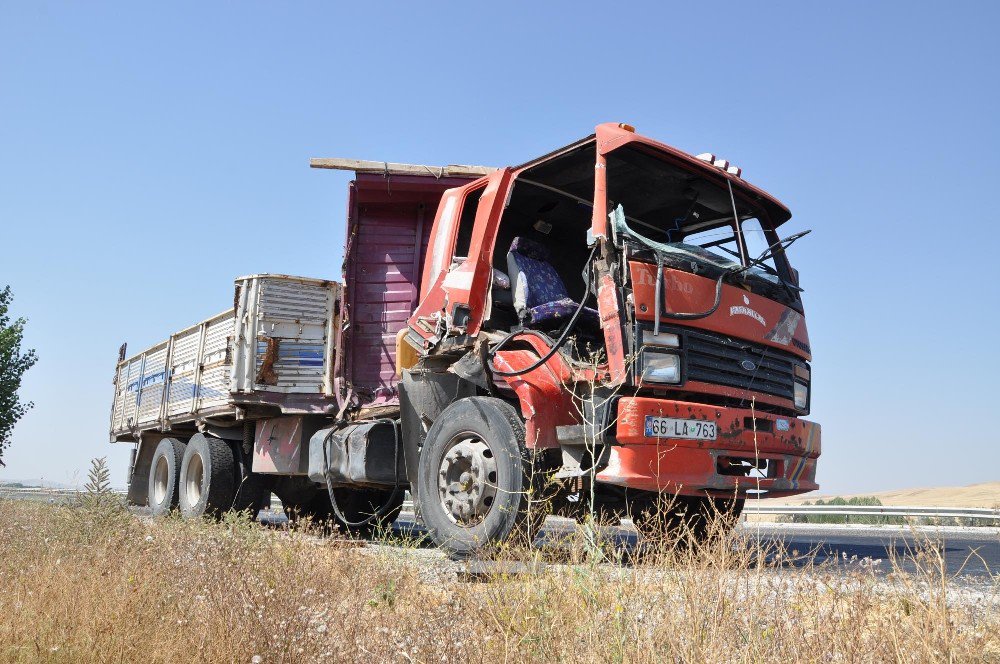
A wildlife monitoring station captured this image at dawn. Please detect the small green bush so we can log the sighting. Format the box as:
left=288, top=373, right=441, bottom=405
left=789, top=496, right=907, bottom=525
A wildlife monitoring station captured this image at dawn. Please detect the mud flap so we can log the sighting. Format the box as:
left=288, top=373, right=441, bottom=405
left=398, top=369, right=475, bottom=496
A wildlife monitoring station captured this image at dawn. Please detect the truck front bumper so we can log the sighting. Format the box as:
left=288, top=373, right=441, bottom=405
left=595, top=397, right=820, bottom=498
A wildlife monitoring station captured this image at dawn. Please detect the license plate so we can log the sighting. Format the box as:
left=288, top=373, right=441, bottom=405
left=644, top=416, right=717, bottom=440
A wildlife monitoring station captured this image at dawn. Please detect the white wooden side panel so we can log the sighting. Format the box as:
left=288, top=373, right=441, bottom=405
left=166, top=328, right=200, bottom=417
left=110, top=362, right=130, bottom=435
left=110, top=361, right=137, bottom=439
left=136, top=344, right=169, bottom=426
left=118, top=358, right=144, bottom=432
left=197, top=313, right=235, bottom=410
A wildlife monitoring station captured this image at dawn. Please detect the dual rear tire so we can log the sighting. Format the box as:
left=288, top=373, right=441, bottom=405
left=148, top=438, right=186, bottom=516
left=178, top=434, right=236, bottom=518
left=146, top=433, right=245, bottom=518
left=148, top=433, right=403, bottom=532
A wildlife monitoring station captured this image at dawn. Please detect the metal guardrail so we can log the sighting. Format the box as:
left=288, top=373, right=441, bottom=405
left=5, top=488, right=998, bottom=523
left=743, top=504, right=1000, bottom=521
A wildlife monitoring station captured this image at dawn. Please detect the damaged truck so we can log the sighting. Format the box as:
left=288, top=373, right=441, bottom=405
left=110, top=122, right=820, bottom=556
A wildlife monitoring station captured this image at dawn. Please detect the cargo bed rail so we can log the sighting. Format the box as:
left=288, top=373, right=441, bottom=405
left=109, top=274, right=342, bottom=441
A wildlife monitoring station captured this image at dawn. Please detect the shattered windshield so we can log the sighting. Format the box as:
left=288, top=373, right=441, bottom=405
left=672, top=220, right=783, bottom=285
left=606, top=144, right=801, bottom=307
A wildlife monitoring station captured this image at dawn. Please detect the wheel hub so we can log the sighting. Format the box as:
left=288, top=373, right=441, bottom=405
left=152, top=455, right=169, bottom=505
left=437, top=435, right=498, bottom=526
left=184, top=452, right=205, bottom=505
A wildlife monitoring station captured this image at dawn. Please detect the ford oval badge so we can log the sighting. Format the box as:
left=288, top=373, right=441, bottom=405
left=740, top=359, right=757, bottom=372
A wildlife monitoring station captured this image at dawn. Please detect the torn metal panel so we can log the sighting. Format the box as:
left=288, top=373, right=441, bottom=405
left=255, top=337, right=279, bottom=385
left=492, top=334, right=578, bottom=449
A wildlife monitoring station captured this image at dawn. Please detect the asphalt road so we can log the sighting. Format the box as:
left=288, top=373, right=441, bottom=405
left=384, top=515, right=999, bottom=581
left=738, top=523, right=999, bottom=579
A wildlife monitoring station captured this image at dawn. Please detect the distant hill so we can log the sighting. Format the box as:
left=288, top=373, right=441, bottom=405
left=766, top=481, right=1000, bottom=509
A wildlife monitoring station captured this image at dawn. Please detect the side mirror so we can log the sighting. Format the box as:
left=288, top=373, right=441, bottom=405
left=789, top=267, right=800, bottom=287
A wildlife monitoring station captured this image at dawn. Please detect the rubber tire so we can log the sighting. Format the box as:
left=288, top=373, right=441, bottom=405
left=630, top=493, right=745, bottom=542
left=282, top=487, right=404, bottom=538
left=147, top=438, right=186, bottom=516
left=276, top=478, right=328, bottom=525
left=232, top=472, right=273, bottom=517
left=329, top=487, right=405, bottom=538
left=179, top=433, right=236, bottom=518
left=417, top=397, right=534, bottom=559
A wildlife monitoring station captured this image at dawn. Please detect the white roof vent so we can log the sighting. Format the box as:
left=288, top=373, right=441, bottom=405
left=695, top=152, right=742, bottom=178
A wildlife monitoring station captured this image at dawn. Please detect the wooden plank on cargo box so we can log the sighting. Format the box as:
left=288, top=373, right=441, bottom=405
left=309, top=158, right=495, bottom=178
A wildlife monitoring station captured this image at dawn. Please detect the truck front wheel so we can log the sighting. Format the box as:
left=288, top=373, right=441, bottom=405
left=148, top=438, right=186, bottom=516
left=417, top=397, right=536, bottom=558
left=178, top=434, right=236, bottom=518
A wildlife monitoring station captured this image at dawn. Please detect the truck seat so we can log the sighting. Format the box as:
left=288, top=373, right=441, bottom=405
left=506, top=237, right=600, bottom=329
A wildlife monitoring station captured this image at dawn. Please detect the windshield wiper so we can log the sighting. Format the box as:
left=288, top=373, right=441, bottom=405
left=611, top=206, right=810, bottom=332
left=731, top=230, right=811, bottom=295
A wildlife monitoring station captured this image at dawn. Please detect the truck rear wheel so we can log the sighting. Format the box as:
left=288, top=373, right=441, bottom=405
left=148, top=438, right=186, bottom=516
left=179, top=434, right=236, bottom=518
left=416, top=397, right=536, bottom=558
left=282, top=487, right=404, bottom=538
left=232, top=472, right=273, bottom=517
left=329, top=487, right=405, bottom=538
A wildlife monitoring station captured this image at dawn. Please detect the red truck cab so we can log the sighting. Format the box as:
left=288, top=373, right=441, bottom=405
left=401, top=123, right=819, bottom=542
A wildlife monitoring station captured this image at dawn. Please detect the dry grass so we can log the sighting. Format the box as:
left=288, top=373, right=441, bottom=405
left=0, top=499, right=997, bottom=663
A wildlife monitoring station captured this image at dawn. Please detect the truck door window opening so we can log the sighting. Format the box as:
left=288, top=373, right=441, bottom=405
left=493, top=144, right=596, bottom=308
left=454, top=185, right=485, bottom=260
left=738, top=218, right=781, bottom=277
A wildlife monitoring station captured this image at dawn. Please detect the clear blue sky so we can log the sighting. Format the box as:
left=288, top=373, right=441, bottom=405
left=1, top=2, right=997, bottom=493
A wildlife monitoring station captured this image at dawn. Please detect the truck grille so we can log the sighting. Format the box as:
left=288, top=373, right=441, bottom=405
left=675, top=327, right=799, bottom=401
